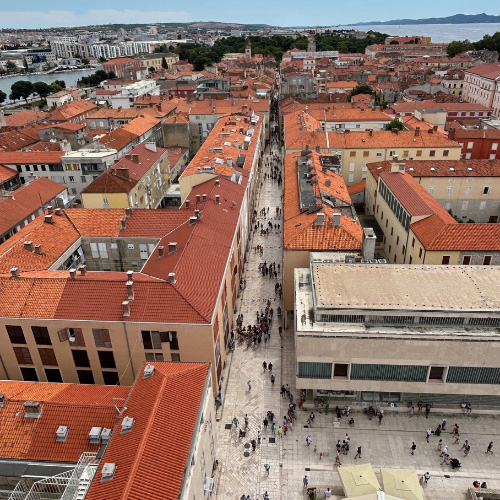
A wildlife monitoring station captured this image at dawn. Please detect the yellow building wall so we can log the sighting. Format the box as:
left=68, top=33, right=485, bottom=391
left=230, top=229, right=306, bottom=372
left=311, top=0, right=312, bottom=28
left=283, top=250, right=311, bottom=313
left=81, top=192, right=128, bottom=209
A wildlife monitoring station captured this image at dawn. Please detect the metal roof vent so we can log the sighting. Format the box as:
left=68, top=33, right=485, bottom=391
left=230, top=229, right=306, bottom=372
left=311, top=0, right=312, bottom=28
left=24, top=401, right=42, bottom=418
left=126, top=281, right=134, bottom=300
left=316, top=213, right=325, bottom=226
left=89, top=427, right=102, bottom=444
left=101, top=463, right=117, bottom=483
left=168, top=272, right=176, bottom=284
left=56, top=425, right=69, bottom=442
left=143, top=364, right=155, bottom=379
left=120, top=416, right=135, bottom=434
left=101, top=428, right=112, bottom=443
left=0, top=393, right=5, bottom=408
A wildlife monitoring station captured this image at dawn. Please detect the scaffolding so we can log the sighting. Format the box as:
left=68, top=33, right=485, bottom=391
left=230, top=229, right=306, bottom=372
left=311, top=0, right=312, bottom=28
left=9, top=453, right=99, bottom=500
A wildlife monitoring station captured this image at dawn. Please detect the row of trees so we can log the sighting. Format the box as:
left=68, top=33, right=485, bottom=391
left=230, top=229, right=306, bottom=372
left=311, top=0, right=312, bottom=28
left=78, top=70, right=116, bottom=86
left=447, top=31, right=500, bottom=58
left=5, top=79, right=66, bottom=103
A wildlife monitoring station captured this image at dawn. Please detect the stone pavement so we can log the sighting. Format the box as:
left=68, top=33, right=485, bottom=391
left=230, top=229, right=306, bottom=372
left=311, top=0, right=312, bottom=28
left=214, top=136, right=500, bottom=500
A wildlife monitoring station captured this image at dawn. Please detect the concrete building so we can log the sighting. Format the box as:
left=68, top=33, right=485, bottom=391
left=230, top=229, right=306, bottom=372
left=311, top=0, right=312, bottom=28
left=295, top=257, right=500, bottom=406
left=81, top=143, right=170, bottom=209
left=108, top=80, right=160, bottom=110
left=0, top=362, right=215, bottom=500
left=463, top=63, right=500, bottom=117
left=366, top=159, right=500, bottom=223
left=38, top=122, right=87, bottom=151
left=448, top=124, right=500, bottom=160
left=308, top=106, right=393, bottom=132
left=135, top=52, right=179, bottom=70
left=46, top=87, right=81, bottom=108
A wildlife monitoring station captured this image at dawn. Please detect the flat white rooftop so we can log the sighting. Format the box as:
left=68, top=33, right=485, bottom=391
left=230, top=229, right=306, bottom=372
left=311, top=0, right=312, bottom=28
left=312, top=263, right=500, bottom=313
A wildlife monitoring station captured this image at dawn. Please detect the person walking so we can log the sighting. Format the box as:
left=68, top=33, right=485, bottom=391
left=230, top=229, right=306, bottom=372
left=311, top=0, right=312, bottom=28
left=354, top=445, right=362, bottom=459
left=426, top=428, right=432, bottom=443
left=486, top=441, right=494, bottom=454
left=233, top=417, right=239, bottom=428
left=263, top=418, right=268, bottom=431
left=271, top=423, right=276, bottom=435
left=306, top=435, right=312, bottom=447
left=409, top=406, right=414, bottom=418
left=378, top=413, right=384, bottom=427
left=264, top=463, right=270, bottom=476
left=335, top=451, right=342, bottom=466
left=410, top=442, right=417, bottom=455
left=278, top=426, right=283, bottom=438
left=257, top=429, right=262, bottom=444
left=303, top=475, right=308, bottom=488
left=441, top=445, right=449, bottom=457
left=425, top=403, right=431, bottom=419
left=460, top=439, right=469, bottom=452
left=436, top=439, right=443, bottom=452
left=270, top=374, right=275, bottom=386
left=441, top=419, right=447, bottom=431
left=262, top=361, right=267, bottom=373
left=424, top=472, right=431, bottom=483
left=247, top=380, right=252, bottom=392
left=463, top=443, right=471, bottom=456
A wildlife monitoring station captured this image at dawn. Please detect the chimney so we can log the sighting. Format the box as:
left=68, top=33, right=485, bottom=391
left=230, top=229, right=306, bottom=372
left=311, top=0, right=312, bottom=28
left=316, top=213, right=325, bottom=226
left=72, top=203, right=78, bottom=208
left=54, top=208, right=62, bottom=216
left=362, top=227, right=376, bottom=261
left=433, top=125, right=438, bottom=131
left=101, top=463, right=117, bottom=483
left=10, top=267, right=19, bottom=278
left=132, top=154, right=139, bottom=163
left=196, top=194, right=201, bottom=204
left=185, top=199, right=190, bottom=209
left=215, top=195, right=220, bottom=204
left=125, top=207, right=132, bottom=218
left=44, top=215, right=53, bottom=224
left=332, top=213, right=341, bottom=226
left=47, top=205, right=53, bottom=214
left=122, top=301, right=130, bottom=317
left=120, top=218, right=126, bottom=230
left=79, top=265, right=87, bottom=276
left=194, top=209, right=201, bottom=219
left=24, top=241, right=33, bottom=252
left=215, top=179, right=220, bottom=187
left=168, top=272, right=176, bottom=283
left=189, top=216, right=198, bottom=225
left=227, top=158, right=233, bottom=167
left=325, top=179, right=331, bottom=188
left=390, top=162, right=405, bottom=173
left=127, top=270, right=134, bottom=282
left=69, top=268, right=77, bottom=279
left=158, top=245, right=164, bottom=258
left=116, top=167, right=129, bottom=179
left=126, top=280, right=134, bottom=299
left=369, top=129, right=373, bottom=137
left=202, top=193, right=207, bottom=202
left=34, top=244, right=42, bottom=255
left=415, top=127, right=420, bottom=136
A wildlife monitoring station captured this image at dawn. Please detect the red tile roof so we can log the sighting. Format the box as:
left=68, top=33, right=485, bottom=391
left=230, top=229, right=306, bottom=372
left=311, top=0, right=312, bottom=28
left=465, top=63, right=500, bottom=80
left=0, top=164, right=17, bottom=182
left=64, top=209, right=125, bottom=237
left=0, top=381, right=128, bottom=462
left=0, top=178, right=67, bottom=236
left=86, top=362, right=209, bottom=500
left=48, top=100, right=97, bottom=122
left=0, top=151, right=65, bottom=165
left=4, top=110, right=47, bottom=128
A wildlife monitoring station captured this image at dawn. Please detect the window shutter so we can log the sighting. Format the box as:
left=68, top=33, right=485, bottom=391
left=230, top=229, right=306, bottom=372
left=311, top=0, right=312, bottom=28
left=39, top=348, right=57, bottom=366
left=58, top=329, right=69, bottom=342
left=152, top=331, right=162, bottom=350
left=14, top=347, right=32, bottom=365
left=100, top=329, right=111, bottom=348
left=73, top=328, right=85, bottom=347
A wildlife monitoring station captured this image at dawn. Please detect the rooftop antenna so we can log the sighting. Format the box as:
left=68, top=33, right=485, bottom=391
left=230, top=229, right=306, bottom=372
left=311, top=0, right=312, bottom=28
left=113, top=398, right=127, bottom=418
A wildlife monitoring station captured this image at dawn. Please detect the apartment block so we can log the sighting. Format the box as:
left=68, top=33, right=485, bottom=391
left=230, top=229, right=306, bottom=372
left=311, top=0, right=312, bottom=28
left=448, top=125, right=500, bottom=160
left=295, top=258, right=500, bottom=406
left=463, top=63, right=500, bottom=117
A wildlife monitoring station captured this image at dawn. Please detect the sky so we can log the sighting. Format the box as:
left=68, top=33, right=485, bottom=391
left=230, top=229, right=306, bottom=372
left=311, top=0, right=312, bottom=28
left=0, top=0, right=499, bottom=29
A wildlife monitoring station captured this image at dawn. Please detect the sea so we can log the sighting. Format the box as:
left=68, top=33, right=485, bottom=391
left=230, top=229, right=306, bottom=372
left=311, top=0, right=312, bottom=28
left=338, top=22, right=500, bottom=43
left=0, top=68, right=98, bottom=101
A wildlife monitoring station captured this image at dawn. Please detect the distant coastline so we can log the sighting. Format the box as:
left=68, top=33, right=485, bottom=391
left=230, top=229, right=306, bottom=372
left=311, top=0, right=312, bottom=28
left=347, top=13, right=500, bottom=26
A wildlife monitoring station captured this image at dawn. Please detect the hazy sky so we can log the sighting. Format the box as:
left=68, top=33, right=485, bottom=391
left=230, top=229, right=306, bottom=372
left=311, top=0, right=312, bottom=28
left=1, top=0, right=499, bottom=29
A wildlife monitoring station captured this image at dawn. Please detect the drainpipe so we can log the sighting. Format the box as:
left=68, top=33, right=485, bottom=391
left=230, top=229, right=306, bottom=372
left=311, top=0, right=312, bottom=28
left=122, top=322, right=136, bottom=378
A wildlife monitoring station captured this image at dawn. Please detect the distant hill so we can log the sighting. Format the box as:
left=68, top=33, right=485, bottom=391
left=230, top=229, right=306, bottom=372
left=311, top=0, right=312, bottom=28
left=350, top=13, right=500, bottom=26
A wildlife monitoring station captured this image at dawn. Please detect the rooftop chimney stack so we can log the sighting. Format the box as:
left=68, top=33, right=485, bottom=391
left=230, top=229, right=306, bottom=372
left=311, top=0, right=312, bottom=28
left=415, top=127, right=420, bottom=137
left=215, top=195, right=220, bottom=204
left=55, top=208, right=62, bottom=216
left=79, top=265, right=87, bottom=276
left=125, top=207, right=132, bottom=218
left=34, top=244, right=42, bottom=255
left=10, top=267, right=19, bottom=278
left=168, top=242, right=177, bottom=254
left=168, top=272, right=176, bottom=284
left=202, top=194, right=207, bottom=202
left=120, top=218, right=126, bottom=230
left=127, top=270, right=134, bottom=282
left=194, top=209, right=201, bottom=219
left=316, top=212, right=325, bottom=226
left=362, top=227, right=377, bottom=261
left=69, top=268, right=77, bottom=279
left=47, top=205, right=53, bottom=214
left=24, top=241, right=33, bottom=252
left=332, top=213, right=341, bottom=226
left=122, top=301, right=130, bottom=317
left=215, top=179, right=220, bottom=187
left=126, top=281, right=134, bottom=299
left=44, top=215, right=53, bottom=224
left=158, top=246, right=164, bottom=258
left=185, top=199, right=190, bottom=209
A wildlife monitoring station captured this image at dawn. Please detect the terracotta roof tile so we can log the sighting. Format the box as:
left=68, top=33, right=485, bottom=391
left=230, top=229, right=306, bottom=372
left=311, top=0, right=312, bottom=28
left=0, top=164, right=17, bottom=183
left=65, top=209, right=125, bottom=237
left=4, top=110, right=46, bottom=128
left=0, top=151, right=65, bottom=164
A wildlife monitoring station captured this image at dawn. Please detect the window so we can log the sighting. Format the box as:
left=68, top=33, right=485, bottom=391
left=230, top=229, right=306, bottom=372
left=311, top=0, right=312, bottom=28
left=480, top=201, right=486, bottom=210
left=467, top=142, right=474, bottom=149
left=77, top=369, right=95, bottom=384
left=145, top=353, right=164, bottom=362
left=483, top=187, right=490, bottom=195
left=416, top=150, right=422, bottom=157
left=102, top=371, right=119, bottom=385
left=349, top=163, right=355, bottom=172
left=90, top=242, right=99, bottom=258
left=391, top=227, right=394, bottom=236
left=429, top=186, right=435, bottom=195
left=38, top=348, right=58, bottom=366
left=81, top=176, right=87, bottom=183
left=45, top=368, right=63, bottom=383
left=72, top=350, right=91, bottom=367
left=411, top=237, right=415, bottom=248
left=69, top=176, right=75, bottom=182
left=6, top=325, right=26, bottom=344
left=443, top=150, right=449, bottom=157
left=297, top=362, right=332, bottom=379
left=98, top=351, right=116, bottom=369
left=20, top=367, right=38, bottom=382
left=363, top=151, right=369, bottom=157
left=334, top=363, right=348, bottom=377
left=14, top=347, right=33, bottom=365
left=461, top=201, right=469, bottom=211
left=462, top=255, right=471, bottom=265
left=409, top=256, right=413, bottom=264
left=429, top=150, right=435, bottom=157
left=464, top=186, right=471, bottom=195
left=403, top=150, right=409, bottom=157
left=376, top=152, right=382, bottom=157
left=349, top=151, right=356, bottom=157
left=388, top=245, right=391, bottom=254
left=103, top=197, right=109, bottom=206
left=465, top=153, right=471, bottom=159
left=447, top=186, right=453, bottom=195
left=492, top=143, right=498, bottom=151
left=396, top=236, right=399, bottom=245
left=139, top=244, right=148, bottom=259
left=441, top=256, right=450, bottom=265
left=348, top=174, right=354, bottom=183
left=93, top=329, right=111, bottom=348
left=171, top=353, right=181, bottom=362
left=419, top=248, right=423, bottom=258
left=429, top=366, right=445, bottom=380
left=483, top=255, right=492, bottom=266
left=350, top=364, right=427, bottom=382
left=98, top=243, right=108, bottom=258
left=32, top=326, right=51, bottom=345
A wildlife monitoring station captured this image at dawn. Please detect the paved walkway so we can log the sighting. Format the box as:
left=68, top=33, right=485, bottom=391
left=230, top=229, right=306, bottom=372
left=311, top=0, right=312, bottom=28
left=214, top=132, right=500, bottom=500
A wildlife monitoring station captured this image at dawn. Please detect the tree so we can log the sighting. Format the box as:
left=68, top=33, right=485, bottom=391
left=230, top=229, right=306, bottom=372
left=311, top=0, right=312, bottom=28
left=385, top=118, right=404, bottom=131
left=99, top=56, right=106, bottom=63
left=0, top=90, right=6, bottom=104
left=10, top=80, right=34, bottom=103
left=447, top=39, right=474, bottom=58
left=53, top=79, right=66, bottom=89
left=82, top=58, right=90, bottom=65
left=50, top=82, right=63, bottom=93
left=161, top=57, right=168, bottom=69
left=193, top=56, right=210, bottom=71
left=33, top=81, right=52, bottom=98
left=148, top=66, right=156, bottom=73
left=350, top=85, right=374, bottom=100
left=5, top=61, right=18, bottom=73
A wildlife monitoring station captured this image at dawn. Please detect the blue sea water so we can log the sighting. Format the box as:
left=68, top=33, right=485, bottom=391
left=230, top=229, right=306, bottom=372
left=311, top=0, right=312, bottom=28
left=338, top=23, right=500, bottom=43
